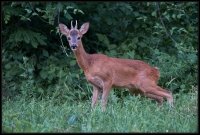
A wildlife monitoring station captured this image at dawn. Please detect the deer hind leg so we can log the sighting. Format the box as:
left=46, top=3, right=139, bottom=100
left=147, top=86, right=173, bottom=107
left=155, top=86, right=174, bottom=107
left=129, top=88, right=163, bottom=106
left=144, top=93, right=163, bottom=106
left=140, top=83, right=173, bottom=107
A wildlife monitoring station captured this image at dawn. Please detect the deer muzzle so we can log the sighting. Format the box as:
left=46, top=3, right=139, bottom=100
left=71, top=44, right=77, bottom=50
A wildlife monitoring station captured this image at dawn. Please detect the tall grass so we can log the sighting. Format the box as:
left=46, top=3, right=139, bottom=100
left=2, top=90, right=198, bottom=133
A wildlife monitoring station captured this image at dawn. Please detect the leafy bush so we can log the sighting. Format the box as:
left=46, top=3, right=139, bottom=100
left=2, top=2, right=198, bottom=100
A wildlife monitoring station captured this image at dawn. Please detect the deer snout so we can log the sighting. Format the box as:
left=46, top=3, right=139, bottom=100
left=71, top=44, right=77, bottom=50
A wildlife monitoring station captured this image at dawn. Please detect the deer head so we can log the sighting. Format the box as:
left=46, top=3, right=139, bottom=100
left=59, top=20, right=89, bottom=51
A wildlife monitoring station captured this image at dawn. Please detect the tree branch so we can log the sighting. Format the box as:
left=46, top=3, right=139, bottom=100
left=156, top=2, right=178, bottom=44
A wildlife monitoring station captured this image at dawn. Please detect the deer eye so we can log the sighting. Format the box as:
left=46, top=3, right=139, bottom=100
left=67, top=37, right=71, bottom=40
left=77, top=37, right=81, bottom=40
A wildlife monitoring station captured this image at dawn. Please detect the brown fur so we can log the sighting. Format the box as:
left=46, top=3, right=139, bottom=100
left=74, top=42, right=173, bottom=111
left=59, top=22, right=174, bottom=111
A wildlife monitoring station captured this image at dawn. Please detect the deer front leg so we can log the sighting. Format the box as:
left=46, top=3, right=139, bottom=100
left=87, top=76, right=104, bottom=109
left=101, top=89, right=110, bottom=112
left=87, top=75, right=112, bottom=112
left=91, top=85, right=99, bottom=108
left=101, top=81, right=112, bottom=112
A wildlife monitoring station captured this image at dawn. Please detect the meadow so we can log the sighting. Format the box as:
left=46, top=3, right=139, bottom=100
left=2, top=88, right=198, bottom=133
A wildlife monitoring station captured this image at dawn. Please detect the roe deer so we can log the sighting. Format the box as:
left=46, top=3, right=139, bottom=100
left=59, top=21, right=174, bottom=111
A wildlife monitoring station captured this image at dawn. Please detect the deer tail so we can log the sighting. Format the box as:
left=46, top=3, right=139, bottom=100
left=151, top=67, right=160, bottom=83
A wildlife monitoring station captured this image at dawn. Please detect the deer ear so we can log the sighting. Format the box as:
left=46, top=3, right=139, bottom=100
left=80, top=22, right=89, bottom=35
left=59, top=23, right=69, bottom=35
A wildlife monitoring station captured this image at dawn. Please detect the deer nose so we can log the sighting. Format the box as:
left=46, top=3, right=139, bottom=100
left=71, top=44, right=77, bottom=49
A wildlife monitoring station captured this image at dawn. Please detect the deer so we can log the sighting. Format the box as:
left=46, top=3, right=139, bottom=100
left=59, top=20, right=174, bottom=111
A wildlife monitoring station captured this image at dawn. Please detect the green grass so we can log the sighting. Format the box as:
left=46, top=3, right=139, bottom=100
left=2, top=91, right=198, bottom=133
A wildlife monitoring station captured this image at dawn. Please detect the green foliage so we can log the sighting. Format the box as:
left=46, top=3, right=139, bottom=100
left=2, top=90, right=198, bottom=132
left=2, top=2, right=198, bottom=101
left=2, top=2, right=197, bottom=133
left=8, top=28, right=47, bottom=48
left=2, top=2, right=86, bottom=100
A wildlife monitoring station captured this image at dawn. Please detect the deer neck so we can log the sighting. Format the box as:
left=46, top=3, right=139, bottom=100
left=74, top=41, right=90, bottom=71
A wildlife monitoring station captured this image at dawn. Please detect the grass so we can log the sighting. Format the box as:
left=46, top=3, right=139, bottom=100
left=2, top=91, right=198, bottom=133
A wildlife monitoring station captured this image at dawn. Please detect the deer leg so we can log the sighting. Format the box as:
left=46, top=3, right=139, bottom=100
left=88, top=76, right=104, bottom=89
left=91, top=85, right=99, bottom=108
left=155, top=86, right=172, bottom=94
left=87, top=76, right=107, bottom=110
left=87, top=75, right=112, bottom=111
left=101, top=81, right=112, bottom=112
left=129, top=88, right=163, bottom=105
left=142, top=85, right=174, bottom=107
left=144, top=93, right=163, bottom=106
left=101, top=88, right=111, bottom=112
left=154, top=86, right=174, bottom=107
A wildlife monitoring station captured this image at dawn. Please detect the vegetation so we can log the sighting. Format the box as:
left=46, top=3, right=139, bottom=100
left=2, top=2, right=198, bottom=133
left=2, top=90, right=198, bottom=133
